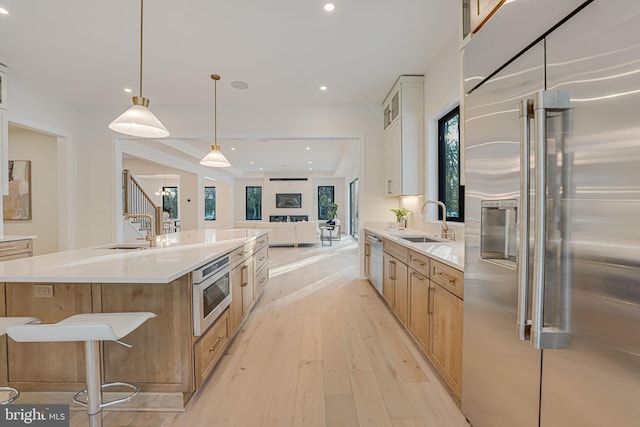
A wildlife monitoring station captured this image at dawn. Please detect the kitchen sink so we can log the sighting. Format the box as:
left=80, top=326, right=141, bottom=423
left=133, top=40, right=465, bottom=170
left=101, top=244, right=147, bottom=250
left=400, top=236, right=442, bottom=243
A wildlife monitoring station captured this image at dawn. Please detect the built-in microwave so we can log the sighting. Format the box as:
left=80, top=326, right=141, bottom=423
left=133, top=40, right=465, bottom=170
left=193, top=255, right=231, bottom=336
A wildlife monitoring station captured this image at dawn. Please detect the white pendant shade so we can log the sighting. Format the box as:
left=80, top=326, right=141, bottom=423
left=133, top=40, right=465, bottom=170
left=200, top=74, right=231, bottom=167
left=108, top=0, right=169, bottom=138
left=109, top=98, right=170, bottom=138
left=199, top=145, right=231, bottom=167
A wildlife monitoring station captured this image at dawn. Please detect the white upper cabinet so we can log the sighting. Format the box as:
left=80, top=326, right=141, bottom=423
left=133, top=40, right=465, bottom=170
left=382, top=75, right=424, bottom=197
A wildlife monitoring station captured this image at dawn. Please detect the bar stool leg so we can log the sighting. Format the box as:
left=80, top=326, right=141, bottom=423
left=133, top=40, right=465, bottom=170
left=85, top=340, right=103, bottom=427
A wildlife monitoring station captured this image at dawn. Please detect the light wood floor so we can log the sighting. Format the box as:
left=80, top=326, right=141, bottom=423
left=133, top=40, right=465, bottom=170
left=70, top=238, right=469, bottom=427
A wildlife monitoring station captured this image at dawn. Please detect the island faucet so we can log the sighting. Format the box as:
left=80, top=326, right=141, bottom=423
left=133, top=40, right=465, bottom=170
left=124, top=213, right=157, bottom=247
left=420, top=200, right=456, bottom=241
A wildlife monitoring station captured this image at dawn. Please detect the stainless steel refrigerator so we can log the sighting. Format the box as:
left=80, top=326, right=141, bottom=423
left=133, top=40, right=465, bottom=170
left=462, top=1, right=640, bottom=426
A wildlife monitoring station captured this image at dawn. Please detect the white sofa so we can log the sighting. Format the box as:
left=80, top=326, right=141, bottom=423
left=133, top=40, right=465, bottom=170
left=234, top=221, right=320, bottom=246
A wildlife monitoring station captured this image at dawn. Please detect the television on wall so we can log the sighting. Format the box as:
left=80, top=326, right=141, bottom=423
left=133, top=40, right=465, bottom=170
left=276, top=193, right=302, bottom=208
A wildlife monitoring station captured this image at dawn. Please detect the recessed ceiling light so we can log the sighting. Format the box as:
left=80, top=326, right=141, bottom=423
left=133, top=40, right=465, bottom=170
left=0, top=7, right=9, bottom=15
left=308, top=161, right=312, bottom=164
left=324, top=3, right=335, bottom=12
left=230, top=81, right=249, bottom=90
left=231, top=147, right=236, bottom=151
left=250, top=161, right=255, bottom=165
left=259, top=167, right=263, bottom=171
left=124, top=88, right=132, bottom=93
left=306, top=147, right=311, bottom=151
left=309, top=167, right=313, bottom=171
left=320, top=86, right=327, bottom=91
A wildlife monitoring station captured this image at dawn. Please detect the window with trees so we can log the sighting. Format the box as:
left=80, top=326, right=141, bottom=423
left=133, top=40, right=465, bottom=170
left=438, top=107, right=464, bottom=222
left=318, top=186, right=335, bottom=220
left=246, top=186, right=262, bottom=220
left=162, top=187, right=179, bottom=220
left=204, top=186, right=216, bottom=221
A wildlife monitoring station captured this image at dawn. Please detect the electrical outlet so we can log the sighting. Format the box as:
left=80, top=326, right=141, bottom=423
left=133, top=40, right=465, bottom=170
left=34, top=284, right=53, bottom=298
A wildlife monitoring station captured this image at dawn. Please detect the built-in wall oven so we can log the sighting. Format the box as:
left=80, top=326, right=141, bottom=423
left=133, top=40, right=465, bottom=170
left=193, top=255, right=231, bottom=336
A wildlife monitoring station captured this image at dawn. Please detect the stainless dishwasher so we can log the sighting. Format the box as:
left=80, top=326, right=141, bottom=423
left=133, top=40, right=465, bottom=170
left=368, top=233, right=383, bottom=295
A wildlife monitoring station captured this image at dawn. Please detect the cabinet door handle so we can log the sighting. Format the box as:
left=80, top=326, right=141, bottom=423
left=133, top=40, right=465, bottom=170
left=411, top=272, right=424, bottom=281
left=428, top=286, right=434, bottom=315
left=436, top=270, right=457, bottom=284
left=390, top=260, right=396, bottom=280
left=241, top=265, right=249, bottom=287
left=387, top=180, right=392, bottom=194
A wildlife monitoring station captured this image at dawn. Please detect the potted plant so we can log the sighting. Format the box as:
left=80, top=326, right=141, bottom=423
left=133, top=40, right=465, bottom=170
left=390, top=207, right=411, bottom=229
left=320, top=195, right=339, bottom=224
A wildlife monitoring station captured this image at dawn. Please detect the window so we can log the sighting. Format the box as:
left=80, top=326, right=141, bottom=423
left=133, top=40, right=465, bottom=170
left=318, top=186, right=335, bottom=220
left=438, top=107, right=464, bottom=222
left=204, top=186, right=216, bottom=221
left=162, top=187, right=179, bottom=220
left=246, top=186, right=262, bottom=220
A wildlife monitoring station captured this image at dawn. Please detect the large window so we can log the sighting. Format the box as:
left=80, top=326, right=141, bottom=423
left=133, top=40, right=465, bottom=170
left=204, top=186, right=216, bottom=221
left=246, top=186, right=262, bottom=220
left=318, top=186, right=335, bottom=220
left=162, top=187, right=179, bottom=220
left=438, top=107, right=464, bottom=222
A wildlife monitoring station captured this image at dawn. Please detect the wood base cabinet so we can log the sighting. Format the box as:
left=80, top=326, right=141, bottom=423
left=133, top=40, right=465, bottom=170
left=382, top=253, right=408, bottom=324
left=429, top=283, right=463, bottom=398
left=408, top=269, right=430, bottom=354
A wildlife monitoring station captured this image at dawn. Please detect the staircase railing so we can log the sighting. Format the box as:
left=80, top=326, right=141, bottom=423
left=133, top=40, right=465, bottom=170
left=123, top=169, right=163, bottom=236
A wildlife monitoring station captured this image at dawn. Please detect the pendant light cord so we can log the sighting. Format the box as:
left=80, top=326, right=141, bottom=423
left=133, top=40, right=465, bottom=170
left=139, top=0, right=144, bottom=98
left=212, top=74, right=220, bottom=146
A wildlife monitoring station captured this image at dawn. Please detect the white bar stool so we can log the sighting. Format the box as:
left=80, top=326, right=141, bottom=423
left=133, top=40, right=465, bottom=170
left=6, top=312, right=156, bottom=427
left=0, top=316, right=41, bottom=404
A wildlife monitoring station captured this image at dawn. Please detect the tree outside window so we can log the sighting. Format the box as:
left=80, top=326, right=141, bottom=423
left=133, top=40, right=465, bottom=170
left=204, top=186, right=216, bottom=221
left=438, top=107, right=464, bottom=222
left=246, top=186, right=262, bottom=220
left=318, top=186, right=335, bottom=220
left=162, top=187, right=178, bottom=220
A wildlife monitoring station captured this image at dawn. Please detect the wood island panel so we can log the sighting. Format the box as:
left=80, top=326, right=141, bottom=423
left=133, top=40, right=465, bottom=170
left=5, top=282, right=93, bottom=389
left=98, top=275, right=194, bottom=394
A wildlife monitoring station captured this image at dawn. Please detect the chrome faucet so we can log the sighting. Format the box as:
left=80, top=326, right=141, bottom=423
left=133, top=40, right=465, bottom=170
left=124, top=213, right=157, bottom=247
left=420, top=200, right=456, bottom=241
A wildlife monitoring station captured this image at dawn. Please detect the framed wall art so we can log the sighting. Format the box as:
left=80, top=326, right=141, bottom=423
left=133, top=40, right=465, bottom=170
left=3, top=160, right=32, bottom=220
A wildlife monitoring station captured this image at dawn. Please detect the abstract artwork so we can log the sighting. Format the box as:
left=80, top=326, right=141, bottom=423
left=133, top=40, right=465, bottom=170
left=3, top=160, right=32, bottom=220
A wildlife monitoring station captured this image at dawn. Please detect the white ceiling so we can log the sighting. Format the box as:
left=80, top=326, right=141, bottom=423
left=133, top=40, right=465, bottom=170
left=0, top=0, right=459, bottom=176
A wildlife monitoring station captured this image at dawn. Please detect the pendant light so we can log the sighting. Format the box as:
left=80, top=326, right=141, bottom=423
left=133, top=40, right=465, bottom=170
left=200, top=74, right=231, bottom=167
left=108, top=0, right=169, bottom=138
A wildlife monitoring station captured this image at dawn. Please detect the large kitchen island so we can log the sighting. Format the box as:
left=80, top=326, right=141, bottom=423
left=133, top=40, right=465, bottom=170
left=0, top=228, right=269, bottom=410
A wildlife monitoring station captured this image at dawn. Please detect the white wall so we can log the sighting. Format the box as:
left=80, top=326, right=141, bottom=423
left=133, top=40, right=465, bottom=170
left=5, top=127, right=59, bottom=255
left=402, top=34, right=463, bottom=234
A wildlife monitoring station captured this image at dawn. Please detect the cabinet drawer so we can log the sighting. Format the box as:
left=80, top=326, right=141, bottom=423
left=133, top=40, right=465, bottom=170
left=383, top=239, right=409, bottom=263
left=408, top=250, right=430, bottom=278
left=254, top=235, right=268, bottom=253
left=255, top=265, right=269, bottom=297
left=195, top=309, right=229, bottom=388
left=431, top=260, right=464, bottom=299
left=0, top=239, right=32, bottom=259
left=254, top=246, right=268, bottom=274
left=230, top=242, right=254, bottom=267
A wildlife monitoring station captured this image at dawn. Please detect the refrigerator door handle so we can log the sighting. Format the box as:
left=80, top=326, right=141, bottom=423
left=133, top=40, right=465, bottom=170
left=517, top=98, right=533, bottom=341
left=531, top=89, right=571, bottom=350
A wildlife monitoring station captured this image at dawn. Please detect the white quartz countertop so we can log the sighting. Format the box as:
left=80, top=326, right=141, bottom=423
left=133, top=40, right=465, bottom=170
left=0, top=235, right=36, bottom=243
left=365, top=226, right=464, bottom=271
left=0, top=229, right=268, bottom=283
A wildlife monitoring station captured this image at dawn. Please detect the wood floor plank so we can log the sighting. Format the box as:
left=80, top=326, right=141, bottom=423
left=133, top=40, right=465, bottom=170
left=325, top=393, right=360, bottom=427
left=293, top=360, right=326, bottom=427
